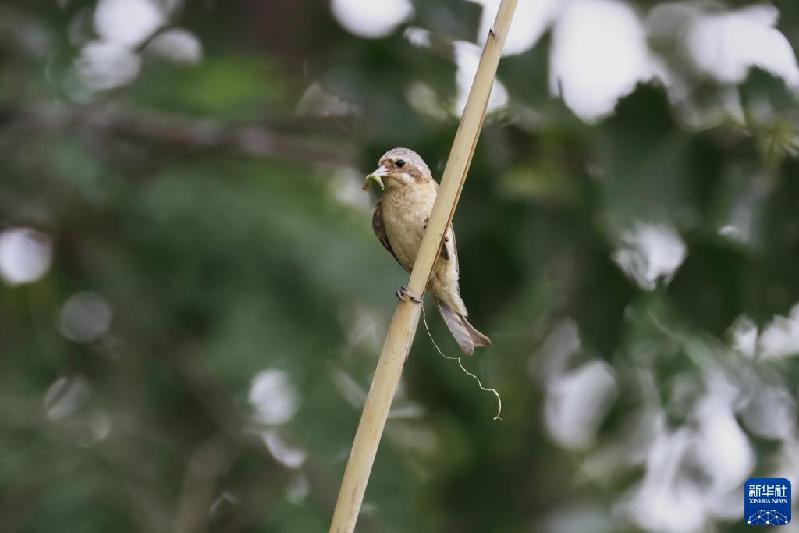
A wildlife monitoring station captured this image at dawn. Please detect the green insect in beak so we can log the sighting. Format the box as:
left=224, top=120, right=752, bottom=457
left=362, top=165, right=388, bottom=191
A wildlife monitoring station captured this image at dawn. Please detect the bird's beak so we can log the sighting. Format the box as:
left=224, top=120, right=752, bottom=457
left=362, top=165, right=388, bottom=191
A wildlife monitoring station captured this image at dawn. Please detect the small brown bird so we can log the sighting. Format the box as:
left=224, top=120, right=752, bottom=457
left=363, top=147, right=491, bottom=355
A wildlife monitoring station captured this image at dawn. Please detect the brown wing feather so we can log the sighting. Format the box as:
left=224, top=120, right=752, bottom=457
left=372, top=200, right=404, bottom=268
left=441, top=227, right=457, bottom=271
left=440, top=235, right=450, bottom=260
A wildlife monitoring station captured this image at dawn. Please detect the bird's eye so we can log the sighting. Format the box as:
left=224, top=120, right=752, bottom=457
left=396, top=159, right=405, bottom=168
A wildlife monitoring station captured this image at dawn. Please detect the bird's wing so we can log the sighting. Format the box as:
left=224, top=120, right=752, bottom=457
left=440, top=229, right=450, bottom=260
left=372, top=200, right=403, bottom=268
left=430, top=223, right=467, bottom=315
left=442, top=225, right=459, bottom=276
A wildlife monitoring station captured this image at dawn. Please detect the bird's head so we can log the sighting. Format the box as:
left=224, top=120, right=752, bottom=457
left=362, top=147, right=432, bottom=192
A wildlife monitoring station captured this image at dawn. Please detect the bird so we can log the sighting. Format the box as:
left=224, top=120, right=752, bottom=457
left=362, top=147, right=491, bottom=355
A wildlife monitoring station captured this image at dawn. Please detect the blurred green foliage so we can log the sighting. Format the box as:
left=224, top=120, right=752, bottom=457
left=2, top=1, right=799, bottom=532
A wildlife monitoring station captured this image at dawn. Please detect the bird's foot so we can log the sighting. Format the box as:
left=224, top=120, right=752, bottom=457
left=395, top=285, right=422, bottom=304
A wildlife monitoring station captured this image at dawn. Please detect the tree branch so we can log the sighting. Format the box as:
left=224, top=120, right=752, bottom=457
left=0, top=104, right=352, bottom=166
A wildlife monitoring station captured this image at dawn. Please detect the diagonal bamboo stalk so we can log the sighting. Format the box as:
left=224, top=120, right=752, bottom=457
left=329, top=2, right=518, bottom=531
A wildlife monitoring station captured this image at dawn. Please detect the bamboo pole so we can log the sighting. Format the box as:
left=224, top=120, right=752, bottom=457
left=329, top=2, right=518, bottom=531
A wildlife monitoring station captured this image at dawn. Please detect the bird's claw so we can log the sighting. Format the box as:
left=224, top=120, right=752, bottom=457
left=395, top=285, right=421, bottom=304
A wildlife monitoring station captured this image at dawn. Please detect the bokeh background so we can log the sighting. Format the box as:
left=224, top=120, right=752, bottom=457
left=3, top=0, right=799, bottom=531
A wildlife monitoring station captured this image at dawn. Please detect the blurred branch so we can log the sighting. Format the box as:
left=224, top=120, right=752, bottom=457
left=0, top=103, right=353, bottom=166
left=172, top=440, right=228, bottom=533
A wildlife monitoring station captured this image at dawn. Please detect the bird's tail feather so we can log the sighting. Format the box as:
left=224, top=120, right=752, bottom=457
left=436, top=299, right=491, bottom=356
